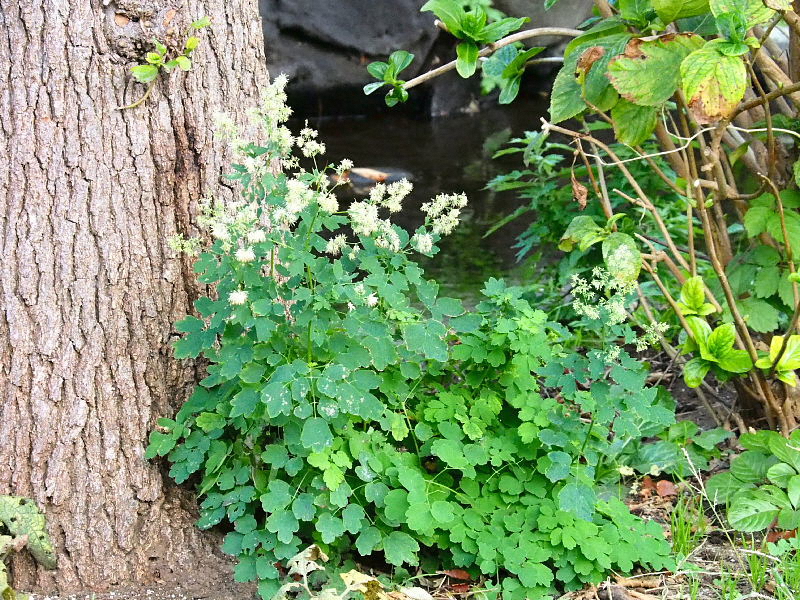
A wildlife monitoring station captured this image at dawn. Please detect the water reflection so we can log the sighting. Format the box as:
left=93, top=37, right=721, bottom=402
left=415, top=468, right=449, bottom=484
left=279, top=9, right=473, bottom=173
left=295, top=96, right=550, bottom=300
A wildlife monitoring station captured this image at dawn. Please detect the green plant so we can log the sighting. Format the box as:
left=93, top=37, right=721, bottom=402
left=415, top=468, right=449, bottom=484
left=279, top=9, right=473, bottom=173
left=687, top=570, right=702, bottom=600
left=0, top=496, right=57, bottom=600
left=706, top=430, right=800, bottom=532
left=767, top=536, right=800, bottom=600
left=363, top=51, right=416, bottom=107
left=366, top=0, right=800, bottom=434
left=150, top=78, right=677, bottom=600
left=669, top=493, right=707, bottom=557
left=625, top=420, right=731, bottom=478
left=119, top=16, right=211, bottom=110
left=420, top=1, right=529, bottom=78
left=745, top=542, right=769, bottom=593
left=714, top=565, right=740, bottom=600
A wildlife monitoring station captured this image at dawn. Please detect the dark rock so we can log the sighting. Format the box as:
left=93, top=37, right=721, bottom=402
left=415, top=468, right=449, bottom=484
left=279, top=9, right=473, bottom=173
left=258, top=0, right=594, bottom=117
left=259, top=0, right=438, bottom=115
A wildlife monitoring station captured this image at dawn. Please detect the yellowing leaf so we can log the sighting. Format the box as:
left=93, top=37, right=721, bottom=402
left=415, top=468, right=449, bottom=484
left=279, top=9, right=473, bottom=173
left=710, top=0, right=775, bottom=26
left=608, top=34, right=703, bottom=106
left=680, top=43, right=747, bottom=123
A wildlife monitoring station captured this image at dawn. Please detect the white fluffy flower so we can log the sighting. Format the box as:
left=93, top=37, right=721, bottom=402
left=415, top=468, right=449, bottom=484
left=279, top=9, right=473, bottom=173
left=383, top=179, right=412, bottom=213
left=375, top=222, right=401, bottom=252
left=211, top=223, right=230, bottom=241
left=318, top=192, right=339, bottom=213
left=228, top=290, right=249, bottom=305
left=247, top=229, right=267, bottom=244
left=349, top=201, right=381, bottom=236
left=347, top=302, right=356, bottom=312
left=326, top=234, right=347, bottom=256
left=422, top=192, right=467, bottom=236
left=369, top=183, right=386, bottom=205
left=235, top=247, right=256, bottom=263
left=431, top=208, right=460, bottom=236
left=366, top=293, right=379, bottom=307
left=412, top=232, right=433, bottom=254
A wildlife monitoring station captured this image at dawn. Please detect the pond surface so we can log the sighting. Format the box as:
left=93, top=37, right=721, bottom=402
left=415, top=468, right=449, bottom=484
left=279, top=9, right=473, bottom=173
left=296, top=95, right=551, bottom=301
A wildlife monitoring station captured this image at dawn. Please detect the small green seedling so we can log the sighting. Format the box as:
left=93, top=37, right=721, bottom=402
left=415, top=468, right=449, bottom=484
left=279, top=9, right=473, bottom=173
left=120, top=16, right=211, bottom=110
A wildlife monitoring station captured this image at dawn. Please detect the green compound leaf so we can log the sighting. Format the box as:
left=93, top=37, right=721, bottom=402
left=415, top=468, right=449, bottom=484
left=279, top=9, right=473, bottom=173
left=680, top=41, right=747, bottom=123
left=403, top=321, right=448, bottom=362
left=608, top=34, right=703, bottom=106
left=301, top=417, right=334, bottom=452
left=558, top=482, right=597, bottom=521
left=316, top=512, right=345, bottom=544
left=384, top=531, right=420, bottom=566
left=355, top=526, right=383, bottom=555
left=430, top=500, right=456, bottom=524
left=738, top=297, right=780, bottom=333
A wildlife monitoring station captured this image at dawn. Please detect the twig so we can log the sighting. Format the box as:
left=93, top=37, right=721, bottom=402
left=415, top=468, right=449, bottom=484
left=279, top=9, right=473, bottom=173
left=403, top=27, right=583, bottom=91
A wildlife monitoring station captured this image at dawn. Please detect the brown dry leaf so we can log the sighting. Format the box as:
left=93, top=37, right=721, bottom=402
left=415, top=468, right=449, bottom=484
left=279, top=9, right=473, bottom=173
left=441, top=569, right=472, bottom=581
left=766, top=528, right=797, bottom=543
left=656, top=479, right=677, bottom=497
left=114, top=13, right=130, bottom=26
left=640, top=476, right=657, bottom=498
left=449, top=583, right=471, bottom=594
left=577, top=46, right=606, bottom=76
left=163, top=8, right=177, bottom=25
left=572, top=173, right=588, bottom=210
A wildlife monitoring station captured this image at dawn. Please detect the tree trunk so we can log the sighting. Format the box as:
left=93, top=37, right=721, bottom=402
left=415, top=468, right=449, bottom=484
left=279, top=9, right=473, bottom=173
left=0, top=0, right=267, bottom=594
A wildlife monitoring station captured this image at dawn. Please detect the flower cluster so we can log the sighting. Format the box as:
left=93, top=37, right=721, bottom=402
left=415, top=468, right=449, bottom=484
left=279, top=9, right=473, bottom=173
left=570, top=267, right=668, bottom=358
left=570, top=268, right=635, bottom=326
left=297, top=126, right=326, bottom=158
left=421, top=192, right=468, bottom=235
left=191, top=75, right=469, bottom=311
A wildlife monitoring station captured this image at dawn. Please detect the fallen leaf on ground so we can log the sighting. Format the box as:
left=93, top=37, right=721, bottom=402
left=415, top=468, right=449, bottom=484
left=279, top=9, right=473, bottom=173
left=441, top=569, right=472, bottom=580
left=656, top=479, right=677, bottom=497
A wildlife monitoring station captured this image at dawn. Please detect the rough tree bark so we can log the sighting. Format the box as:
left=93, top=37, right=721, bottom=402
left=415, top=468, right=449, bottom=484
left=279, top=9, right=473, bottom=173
left=0, top=0, right=267, bottom=594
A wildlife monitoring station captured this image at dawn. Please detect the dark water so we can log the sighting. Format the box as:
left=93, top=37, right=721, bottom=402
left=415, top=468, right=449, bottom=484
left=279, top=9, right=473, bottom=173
left=297, top=96, right=551, bottom=299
